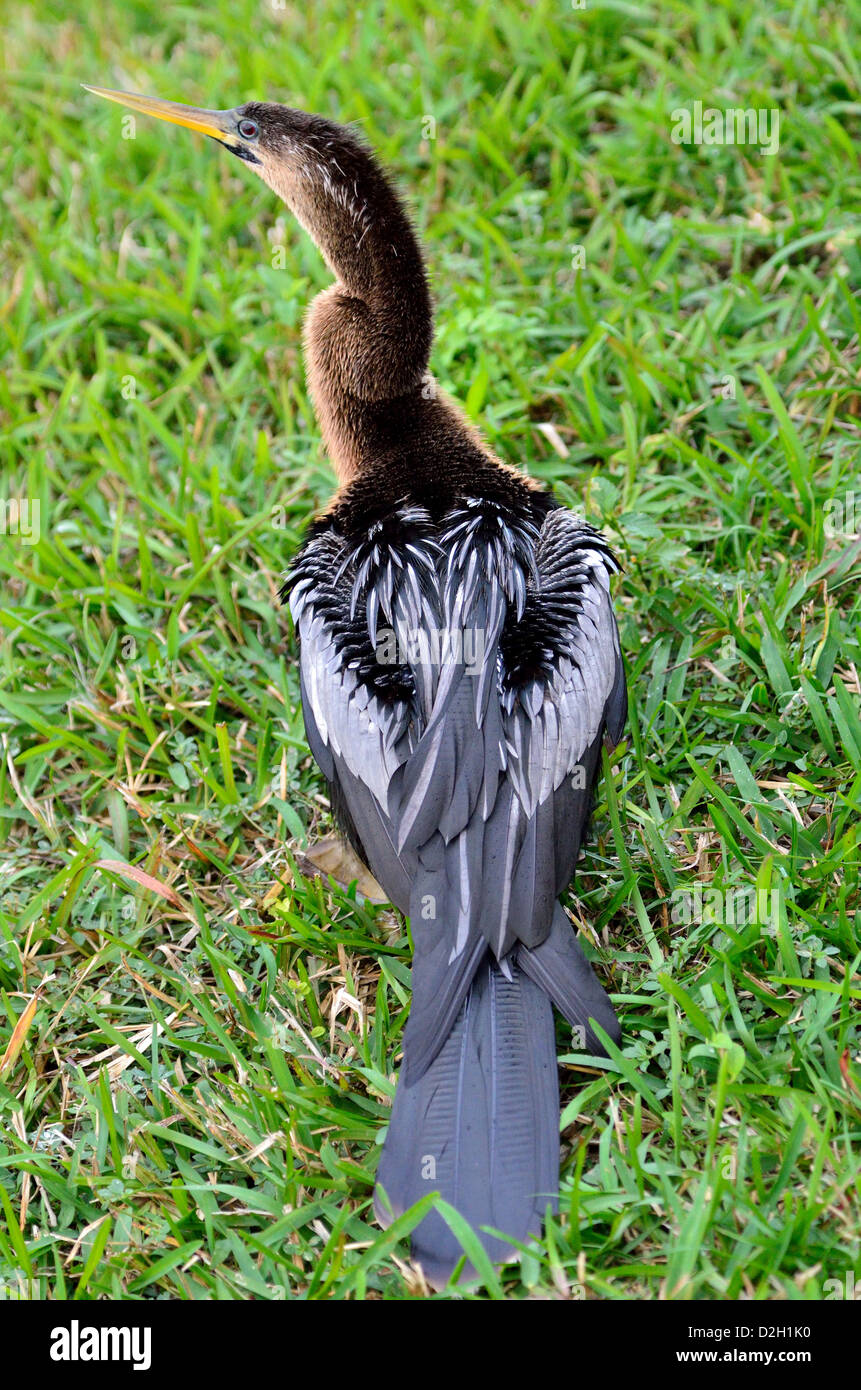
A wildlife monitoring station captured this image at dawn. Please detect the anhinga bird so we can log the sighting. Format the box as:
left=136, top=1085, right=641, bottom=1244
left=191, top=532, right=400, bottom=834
left=86, top=85, right=627, bottom=1286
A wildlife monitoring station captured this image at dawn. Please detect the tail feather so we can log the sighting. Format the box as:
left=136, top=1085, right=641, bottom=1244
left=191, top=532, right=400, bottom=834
left=375, top=954, right=558, bottom=1287
left=517, top=903, right=621, bottom=1054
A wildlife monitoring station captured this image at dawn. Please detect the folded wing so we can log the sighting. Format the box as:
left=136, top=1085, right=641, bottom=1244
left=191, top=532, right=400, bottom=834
left=287, top=496, right=626, bottom=1076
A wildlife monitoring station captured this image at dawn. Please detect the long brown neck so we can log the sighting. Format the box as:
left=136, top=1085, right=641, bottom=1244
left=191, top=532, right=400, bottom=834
left=263, top=119, right=433, bottom=480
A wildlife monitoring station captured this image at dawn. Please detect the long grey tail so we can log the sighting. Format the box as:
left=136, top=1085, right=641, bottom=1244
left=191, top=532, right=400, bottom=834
left=375, top=913, right=621, bottom=1285
left=375, top=954, right=560, bottom=1288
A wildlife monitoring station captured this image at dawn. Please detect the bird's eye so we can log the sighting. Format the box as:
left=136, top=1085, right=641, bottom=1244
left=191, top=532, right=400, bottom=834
left=238, top=118, right=258, bottom=140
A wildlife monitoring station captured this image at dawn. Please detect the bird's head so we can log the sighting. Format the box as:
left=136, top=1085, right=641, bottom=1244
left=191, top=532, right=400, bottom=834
left=82, top=86, right=345, bottom=205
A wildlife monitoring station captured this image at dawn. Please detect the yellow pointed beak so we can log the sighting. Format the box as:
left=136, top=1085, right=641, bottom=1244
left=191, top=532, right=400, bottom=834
left=82, top=85, right=239, bottom=147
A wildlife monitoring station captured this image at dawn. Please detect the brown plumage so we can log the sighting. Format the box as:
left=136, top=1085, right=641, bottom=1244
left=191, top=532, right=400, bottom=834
left=87, top=86, right=626, bottom=1287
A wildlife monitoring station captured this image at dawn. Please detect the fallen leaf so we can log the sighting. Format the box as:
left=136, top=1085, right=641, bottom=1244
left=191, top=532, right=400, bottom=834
left=0, top=988, right=44, bottom=1079
left=301, top=837, right=389, bottom=903
left=95, top=859, right=182, bottom=907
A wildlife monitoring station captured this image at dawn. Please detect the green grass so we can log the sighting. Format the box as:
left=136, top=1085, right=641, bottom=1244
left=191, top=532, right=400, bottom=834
left=1, top=0, right=859, bottom=1300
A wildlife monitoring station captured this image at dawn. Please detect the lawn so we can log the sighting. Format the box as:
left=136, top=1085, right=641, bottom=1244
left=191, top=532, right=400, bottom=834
left=0, top=0, right=859, bottom=1300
